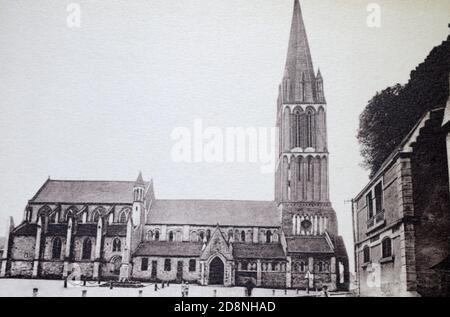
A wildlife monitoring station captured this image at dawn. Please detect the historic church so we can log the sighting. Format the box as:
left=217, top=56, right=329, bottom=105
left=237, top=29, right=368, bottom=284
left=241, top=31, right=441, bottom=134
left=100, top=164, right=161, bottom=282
left=0, top=1, right=349, bottom=290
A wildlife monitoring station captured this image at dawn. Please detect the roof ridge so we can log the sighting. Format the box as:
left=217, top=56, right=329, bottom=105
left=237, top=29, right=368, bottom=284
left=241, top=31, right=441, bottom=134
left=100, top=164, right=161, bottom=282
left=155, top=199, right=275, bottom=203
left=48, top=179, right=147, bottom=183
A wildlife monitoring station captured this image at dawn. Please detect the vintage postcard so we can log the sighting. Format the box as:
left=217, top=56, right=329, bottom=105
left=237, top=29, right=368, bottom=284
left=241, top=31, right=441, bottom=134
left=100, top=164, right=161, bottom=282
left=0, top=0, right=449, bottom=301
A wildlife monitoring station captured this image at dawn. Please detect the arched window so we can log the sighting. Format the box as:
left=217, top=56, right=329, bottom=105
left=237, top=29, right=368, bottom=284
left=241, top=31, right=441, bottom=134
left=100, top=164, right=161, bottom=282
left=292, top=110, right=302, bottom=148
left=154, top=230, right=160, bottom=241
left=146, top=230, right=153, bottom=241
left=382, top=238, right=392, bottom=258
left=176, top=231, right=182, bottom=242
left=363, top=246, right=370, bottom=263
left=260, top=230, right=266, bottom=243
left=307, top=157, right=313, bottom=181
left=112, top=238, right=121, bottom=252
left=65, top=207, right=77, bottom=222
left=240, top=231, right=246, bottom=242
left=206, top=229, right=211, bottom=241
left=25, top=208, right=32, bottom=222
left=306, top=110, right=314, bottom=148
left=168, top=231, right=174, bottom=242
left=234, top=230, right=240, bottom=242
left=266, top=231, right=273, bottom=243
left=246, top=230, right=252, bottom=242
left=92, top=210, right=101, bottom=223
left=52, top=238, right=62, bottom=260
left=199, top=231, right=205, bottom=242
left=49, top=212, right=58, bottom=224
left=39, top=214, right=46, bottom=227
left=119, top=211, right=128, bottom=223
left=189, top=259, right=196, bottom=272
left=318, top=262, right=323, bottom=272
left=82, top=238, right=92, bottom=260
left=300, top=261, right=305, bottom=272
left=190, top=231, right=198, bottom=242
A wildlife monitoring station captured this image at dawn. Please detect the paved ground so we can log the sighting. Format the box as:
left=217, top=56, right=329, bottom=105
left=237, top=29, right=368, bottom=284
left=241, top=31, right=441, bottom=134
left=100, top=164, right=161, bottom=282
left=0, top=279, right=331, bottom=297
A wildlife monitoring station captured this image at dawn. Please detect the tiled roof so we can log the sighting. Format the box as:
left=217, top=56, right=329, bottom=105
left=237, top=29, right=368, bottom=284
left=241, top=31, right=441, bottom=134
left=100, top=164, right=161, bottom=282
left=233, top=243, right=285, bottom=259
left=286, top=236, right=334, bottom=254
left=46, top=224, right=68, bottom=236
left=13, top=223, right=38, bottom=236
left=75, top=224, right=97, bottom=237
left=106, top=224, right=127, bottom=237
left=134, top=241, right=203, bottom=257
left=30, top=179, right=149, bottom=204
left=148, top=200, right=279, bottom=227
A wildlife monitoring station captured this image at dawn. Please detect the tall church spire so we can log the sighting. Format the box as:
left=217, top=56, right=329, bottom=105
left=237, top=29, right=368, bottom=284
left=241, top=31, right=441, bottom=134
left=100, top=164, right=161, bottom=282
left=283, top=0, right=317, bottom=103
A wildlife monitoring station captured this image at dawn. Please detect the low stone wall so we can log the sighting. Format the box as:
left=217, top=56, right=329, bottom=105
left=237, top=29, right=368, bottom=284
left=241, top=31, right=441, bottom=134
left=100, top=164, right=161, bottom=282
left=261, top=272, right=286, bottom=288
left=132, top=257, right=200, bottom=283
left=10, top=260, right=33, bottom=278
left=40, top=261, right=64, bottom=278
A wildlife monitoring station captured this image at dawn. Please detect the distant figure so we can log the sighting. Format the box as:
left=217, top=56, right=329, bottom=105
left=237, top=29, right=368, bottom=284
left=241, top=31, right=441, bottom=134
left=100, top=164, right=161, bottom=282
left=245, top=279, right=255, bottom=297
left=320, top=286, right=329, bottom=297
left=154, top=283, right=159, bottom=292
left=184, top=281, right=190, bottom=297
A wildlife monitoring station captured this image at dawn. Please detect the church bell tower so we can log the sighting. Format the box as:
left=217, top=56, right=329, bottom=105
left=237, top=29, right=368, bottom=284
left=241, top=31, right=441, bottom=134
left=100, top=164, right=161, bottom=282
left=275, top=0, right=338, bottom=237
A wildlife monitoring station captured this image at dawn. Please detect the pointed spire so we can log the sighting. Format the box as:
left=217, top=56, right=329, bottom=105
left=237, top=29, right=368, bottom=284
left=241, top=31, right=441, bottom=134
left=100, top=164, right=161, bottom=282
left=317, top=68, right=322, bottom=80
left=135, top=171, right=145, bottom=186
left=284, top=0, right=317, bottom=103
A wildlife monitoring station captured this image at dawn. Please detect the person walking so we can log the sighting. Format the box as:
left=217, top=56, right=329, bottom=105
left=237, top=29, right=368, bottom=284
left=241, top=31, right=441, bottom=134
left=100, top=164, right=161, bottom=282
left=245, top=279, right=255, bottom=297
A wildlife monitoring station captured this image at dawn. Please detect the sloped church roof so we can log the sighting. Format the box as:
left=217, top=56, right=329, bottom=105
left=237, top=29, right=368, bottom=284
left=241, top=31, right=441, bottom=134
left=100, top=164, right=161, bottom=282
left=148, top=200, right=280, bottom=227
left=30, top=179, right=150, bottom=204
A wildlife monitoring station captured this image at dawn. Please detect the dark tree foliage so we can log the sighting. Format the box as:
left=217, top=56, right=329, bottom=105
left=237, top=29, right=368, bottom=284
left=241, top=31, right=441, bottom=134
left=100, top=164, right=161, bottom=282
left=358, top=36, right=450, bottom=178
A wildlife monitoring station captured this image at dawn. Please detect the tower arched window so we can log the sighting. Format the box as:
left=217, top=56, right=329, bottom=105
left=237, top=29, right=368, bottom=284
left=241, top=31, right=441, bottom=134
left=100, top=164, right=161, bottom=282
left=307, top=157, right=313, bottom=181
left=82, top=238, right=92, bottom=260
left=52, top=237, right=62, bottom=260
left=206, top=230, right=211, bottom=241
left=168, top=231, right=174, bottom=242
left=112, top=238, right=121, bottom=252
left=154, top=230, right=160, bottom=241
left=199, top=231, right=205, bottom=242
left=292, top=110, right=301, bottom=148
left=241, top=231, right=246, bottom=242
left=306, top=111, right=314, bottom=148
left=147, top=230, right=153, bottom=241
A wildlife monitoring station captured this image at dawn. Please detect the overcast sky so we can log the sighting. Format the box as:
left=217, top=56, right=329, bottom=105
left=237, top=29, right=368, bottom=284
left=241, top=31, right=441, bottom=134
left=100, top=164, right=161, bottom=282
left=0, top=0, right=449, bottom=268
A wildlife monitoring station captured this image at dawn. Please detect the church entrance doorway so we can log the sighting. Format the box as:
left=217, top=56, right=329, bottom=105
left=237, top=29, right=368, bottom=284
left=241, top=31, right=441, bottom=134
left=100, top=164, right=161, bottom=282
left=209, top=257, right=224, bottom=285
left=111, top=256, right=122, bottom=275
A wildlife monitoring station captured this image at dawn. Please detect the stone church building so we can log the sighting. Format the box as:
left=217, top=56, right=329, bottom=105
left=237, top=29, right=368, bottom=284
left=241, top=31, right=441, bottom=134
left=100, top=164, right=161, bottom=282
left=0, top=1, right=349, bottom=290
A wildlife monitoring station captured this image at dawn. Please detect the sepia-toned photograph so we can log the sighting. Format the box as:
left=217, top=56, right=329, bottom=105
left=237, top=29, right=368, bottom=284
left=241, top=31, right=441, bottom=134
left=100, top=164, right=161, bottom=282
left=0, top=0, right=449, bottom=300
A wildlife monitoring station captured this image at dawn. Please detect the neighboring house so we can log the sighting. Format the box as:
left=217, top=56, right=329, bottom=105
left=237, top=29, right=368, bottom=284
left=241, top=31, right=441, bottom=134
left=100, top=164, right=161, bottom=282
left=352, top=78, right=450, bottom=296
left=0, top=1, right=349, bottom=290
